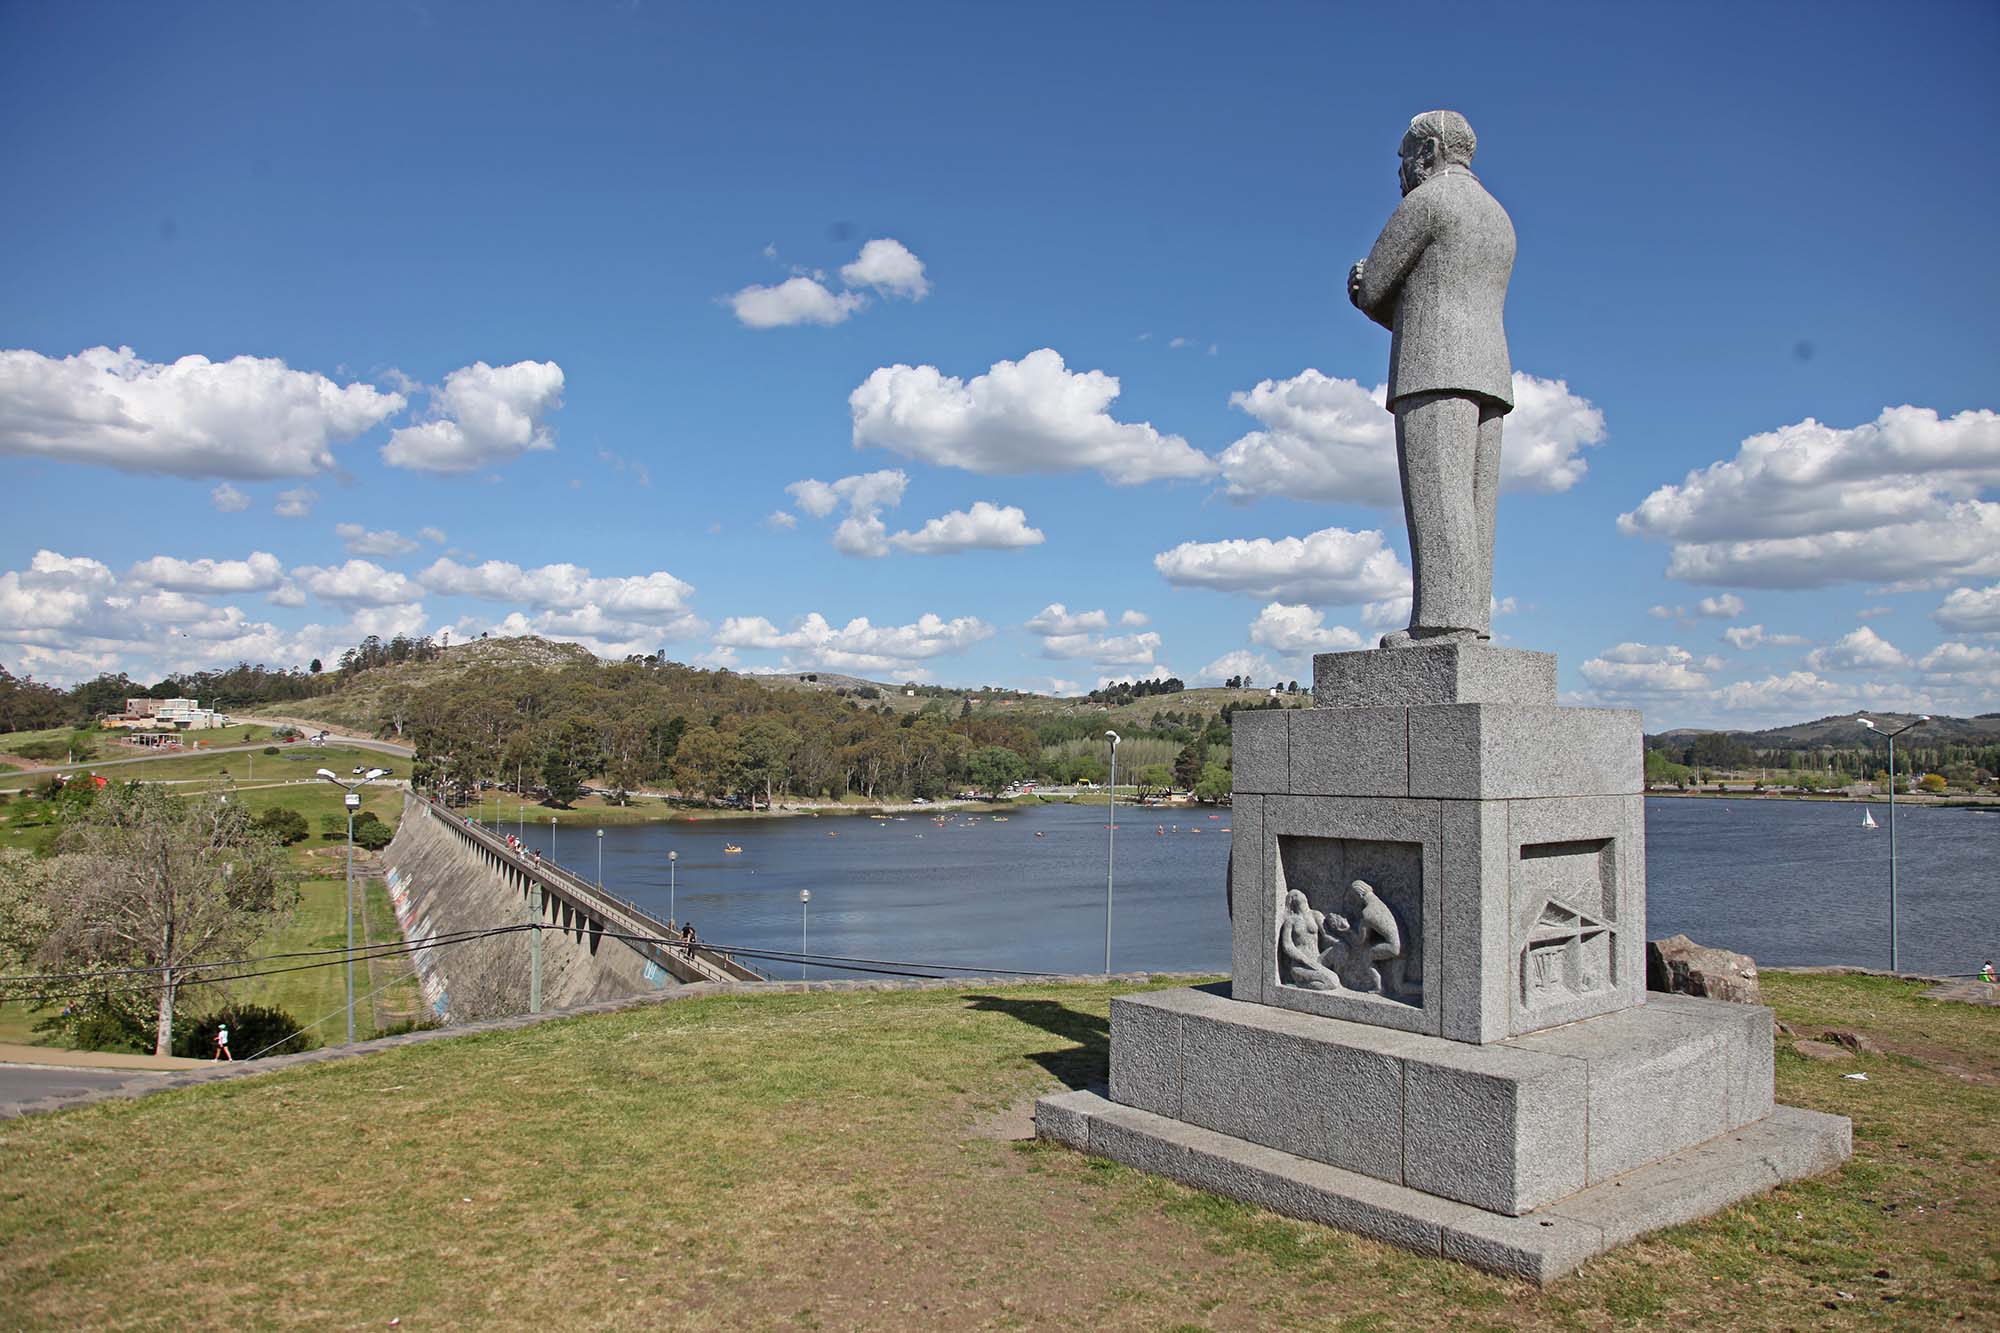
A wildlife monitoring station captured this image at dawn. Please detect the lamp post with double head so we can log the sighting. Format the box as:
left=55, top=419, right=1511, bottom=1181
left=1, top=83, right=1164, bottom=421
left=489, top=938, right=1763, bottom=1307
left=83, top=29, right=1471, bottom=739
left=597, top=826, right=604, bottom=888
left=1104, top=730, right=1120, bottom=975
left=668, top=850, right=678, bottom=928
left=316, top=765, right=389, bottom=1044
left=1858, top=714, right=1929, bottom=972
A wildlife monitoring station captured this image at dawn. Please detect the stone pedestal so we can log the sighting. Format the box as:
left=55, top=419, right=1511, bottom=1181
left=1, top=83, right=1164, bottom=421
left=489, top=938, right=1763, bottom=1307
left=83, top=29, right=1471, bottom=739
left=1037, top=641, right=1850, bottom=1280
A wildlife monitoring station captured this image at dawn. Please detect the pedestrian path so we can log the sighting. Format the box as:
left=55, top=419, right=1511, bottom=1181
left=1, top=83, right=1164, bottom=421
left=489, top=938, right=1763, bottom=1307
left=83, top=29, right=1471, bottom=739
left=0, top=1042, right=208, bottom=1070
left=1924, top=979, right=2000, bottom=1007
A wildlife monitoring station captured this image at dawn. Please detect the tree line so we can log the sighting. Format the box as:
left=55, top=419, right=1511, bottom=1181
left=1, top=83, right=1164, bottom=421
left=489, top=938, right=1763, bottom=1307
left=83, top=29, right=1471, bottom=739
left=371, top=655, right=1255, bottom=807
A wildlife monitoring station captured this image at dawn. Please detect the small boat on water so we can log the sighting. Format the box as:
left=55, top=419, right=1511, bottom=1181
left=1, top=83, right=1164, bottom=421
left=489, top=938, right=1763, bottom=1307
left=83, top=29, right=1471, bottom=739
left=1863, top=809, right=1879, bottom=829
left=1034, top=831, right=1046, bottom=838
left=723, top=843, right=744, bottom=854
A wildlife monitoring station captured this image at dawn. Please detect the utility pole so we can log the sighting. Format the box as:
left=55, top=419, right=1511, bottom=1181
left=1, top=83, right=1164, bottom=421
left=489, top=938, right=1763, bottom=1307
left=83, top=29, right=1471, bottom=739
left=1859, top=714, right=1930, bottom=972
left=317, top=766, right=389, bottom=1043
left=1104, top=730, right=1120, bottom=975
left=529, top=878, right=543, bottom=1013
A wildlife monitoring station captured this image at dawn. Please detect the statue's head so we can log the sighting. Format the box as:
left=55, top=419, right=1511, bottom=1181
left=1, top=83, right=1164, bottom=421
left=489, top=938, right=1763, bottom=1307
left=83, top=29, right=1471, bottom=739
left=1399, top=110, right=1477, bottom=196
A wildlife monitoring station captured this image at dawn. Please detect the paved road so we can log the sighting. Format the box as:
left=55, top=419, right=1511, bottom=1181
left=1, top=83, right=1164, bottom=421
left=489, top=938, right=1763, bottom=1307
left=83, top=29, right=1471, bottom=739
left=3, top=724, right=413, bottom=778
left=0, top=1062, right=155, bottom=1105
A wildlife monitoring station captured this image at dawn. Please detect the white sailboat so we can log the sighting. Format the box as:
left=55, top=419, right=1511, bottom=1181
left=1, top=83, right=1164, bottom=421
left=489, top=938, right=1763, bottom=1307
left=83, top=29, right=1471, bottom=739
left=1862, top=808, right=1879, bottom=829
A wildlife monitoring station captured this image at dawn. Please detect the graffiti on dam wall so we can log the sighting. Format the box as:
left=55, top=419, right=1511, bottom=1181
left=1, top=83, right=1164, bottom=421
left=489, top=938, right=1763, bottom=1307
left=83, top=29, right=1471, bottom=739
left=384, top=865, right=451, bottom=1019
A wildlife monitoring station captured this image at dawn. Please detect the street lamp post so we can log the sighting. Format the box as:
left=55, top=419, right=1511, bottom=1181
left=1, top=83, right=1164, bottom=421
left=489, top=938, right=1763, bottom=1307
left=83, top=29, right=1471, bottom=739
left=597, top=827, right=604, bottom=888
left=800, top=889, right=811, bottom=980
left=1859, top=715, right=1929, bottom=973
left=1104, top=730, right=1120, bottom=975
left=550, top=815, right=557, bottom=865
left=316, top=765, right=389, bottom=1044
left=668, top=850, right=678, bottom=928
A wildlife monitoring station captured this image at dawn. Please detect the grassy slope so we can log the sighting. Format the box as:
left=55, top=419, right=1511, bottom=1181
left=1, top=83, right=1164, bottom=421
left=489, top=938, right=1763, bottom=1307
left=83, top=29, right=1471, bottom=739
left=0, top=972, right=1991, bottom=1328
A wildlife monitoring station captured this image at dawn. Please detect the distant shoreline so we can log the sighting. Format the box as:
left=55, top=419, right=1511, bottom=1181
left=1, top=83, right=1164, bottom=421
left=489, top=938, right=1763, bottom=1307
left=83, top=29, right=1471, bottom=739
left=1645, top=788, right=1998, bottom=809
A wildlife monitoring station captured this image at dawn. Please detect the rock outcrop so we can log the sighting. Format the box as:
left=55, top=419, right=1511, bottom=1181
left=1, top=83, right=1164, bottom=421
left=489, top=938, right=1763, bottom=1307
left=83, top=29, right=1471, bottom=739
left=1646, top=934, right=1761, bottom=1005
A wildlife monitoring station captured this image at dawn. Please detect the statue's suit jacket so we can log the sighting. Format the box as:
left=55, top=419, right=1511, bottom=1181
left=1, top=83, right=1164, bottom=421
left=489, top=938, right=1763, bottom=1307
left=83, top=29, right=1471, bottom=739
left=1354, top=167, right=1515, bottom=412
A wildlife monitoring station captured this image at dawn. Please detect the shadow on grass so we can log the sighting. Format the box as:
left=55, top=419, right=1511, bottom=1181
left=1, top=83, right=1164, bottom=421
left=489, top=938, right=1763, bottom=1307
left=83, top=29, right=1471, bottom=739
left=963, top=994, right=1108, bottom=1091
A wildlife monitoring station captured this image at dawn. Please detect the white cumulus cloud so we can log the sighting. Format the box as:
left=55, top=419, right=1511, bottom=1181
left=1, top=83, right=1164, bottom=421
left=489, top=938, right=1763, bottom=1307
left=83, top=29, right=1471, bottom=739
left=127, top=551, right=286, bottom=594
left=1153, top=526, right=1410, bottom=605
left=275, top=487, right=317, bottom=518
left=730, top=276, right=866, bottom=329
left=418, top=557, right=696, bottom=623
left=840, top=238, right=930, bottom=300
left=1023, top=604, right=1164, bottom=666
left=785, top=470, right=913, bottom=559
left=1216, top=370, right=1605, bottom=505
left=335, top=523, right=419, bottom=557
left=0, top=346, right=406, bottom=479
left=380, top=360, right=565, bottom=473
left=1578, top=643, right=1718, bottom=694
left=1619, top=406, right=2000, bottom=588
left=888, top=502, right=1044, bottom=555
left=1806, top=626, right=1909, bottom=672
left=850, top=348, right=1215, bottom=485
left=210, top=483, right=250, bottom=512
left=731, top=238, right=929, bottom=329
left=1247, top=602, right=1366, bottom=654
left=291, top=560, right=423, bottom=607
left=1697, top=594, right=1744, bottom=619
left=0, top=548, right=370, bottom=685
left=1934, top=584, right=2000, bottom=635
left=1199, top=649, right=1277, bottom=686
left=1918, top=641, right=2000, bottom=687
left=1722, top=624, right=1807, bottom=650
left=714, top=611, right=992, bottom=673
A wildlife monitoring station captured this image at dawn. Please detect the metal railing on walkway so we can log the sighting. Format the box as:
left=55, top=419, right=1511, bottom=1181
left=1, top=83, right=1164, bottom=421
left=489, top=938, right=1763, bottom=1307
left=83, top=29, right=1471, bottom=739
left=412, top=794, right=764, bottom=984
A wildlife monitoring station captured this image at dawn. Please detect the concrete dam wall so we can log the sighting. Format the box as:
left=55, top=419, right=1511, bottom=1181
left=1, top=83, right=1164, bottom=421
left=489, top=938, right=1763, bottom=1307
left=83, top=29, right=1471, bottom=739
left=381, top=794, right=748, bottom=1022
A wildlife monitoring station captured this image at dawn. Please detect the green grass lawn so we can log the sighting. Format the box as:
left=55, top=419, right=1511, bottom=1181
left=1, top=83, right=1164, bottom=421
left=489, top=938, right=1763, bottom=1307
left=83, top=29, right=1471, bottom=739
left=221, top=872, right=426, bottom=1046
left=1, top=752, right=414, bottom=1050
left=0, top=971, right=1990, bottom=1328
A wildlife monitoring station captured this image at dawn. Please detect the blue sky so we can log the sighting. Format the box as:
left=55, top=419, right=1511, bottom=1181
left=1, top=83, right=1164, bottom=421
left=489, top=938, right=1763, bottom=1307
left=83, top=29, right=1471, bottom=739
left=2, top=1, right=1996, bottom=729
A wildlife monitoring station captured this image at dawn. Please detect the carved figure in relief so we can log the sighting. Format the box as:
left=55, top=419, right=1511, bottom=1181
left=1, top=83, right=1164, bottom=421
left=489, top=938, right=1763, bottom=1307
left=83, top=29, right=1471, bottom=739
left=1280, top=889, right=1343, bottom=991
left=1326, top=879, right=1407, bottom=996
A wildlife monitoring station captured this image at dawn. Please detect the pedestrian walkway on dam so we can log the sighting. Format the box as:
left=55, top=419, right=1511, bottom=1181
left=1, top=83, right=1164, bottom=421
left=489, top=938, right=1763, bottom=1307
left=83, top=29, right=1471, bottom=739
left=414, top=793, right=762, bottom=985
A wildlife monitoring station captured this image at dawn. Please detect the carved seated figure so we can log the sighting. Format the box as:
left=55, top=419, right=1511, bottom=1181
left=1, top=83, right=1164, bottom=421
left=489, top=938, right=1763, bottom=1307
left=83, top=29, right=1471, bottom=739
left=1325, top=879, right=1406, bottom=997
left=1279, top=889, right=1344, bottom=991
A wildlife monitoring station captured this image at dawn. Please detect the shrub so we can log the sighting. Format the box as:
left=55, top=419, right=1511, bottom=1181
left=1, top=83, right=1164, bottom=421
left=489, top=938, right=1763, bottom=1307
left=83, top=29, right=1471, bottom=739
left=253, top=806, right=310, bottom=845
left=353, top=818, right=394, bottom=851
left=33, top=994, right=151, bottom=1054
left=320, top=809, right=383, bottom=840
left=174, top=1004, right=319, bottom=1059
left=262, top=746, right=280, bottom=756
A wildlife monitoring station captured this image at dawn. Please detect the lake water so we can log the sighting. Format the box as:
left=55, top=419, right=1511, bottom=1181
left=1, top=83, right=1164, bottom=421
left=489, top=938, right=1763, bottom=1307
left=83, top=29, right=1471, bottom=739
left=498, top=797, right=1997, bottom=981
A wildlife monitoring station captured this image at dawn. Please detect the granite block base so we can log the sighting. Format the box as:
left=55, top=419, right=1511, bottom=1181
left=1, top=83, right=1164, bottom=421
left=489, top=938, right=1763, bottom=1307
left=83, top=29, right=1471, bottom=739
left=1034, top=1089, right=1850, bottom=1283
left=1111, top=986, right=1775, bottom=1215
